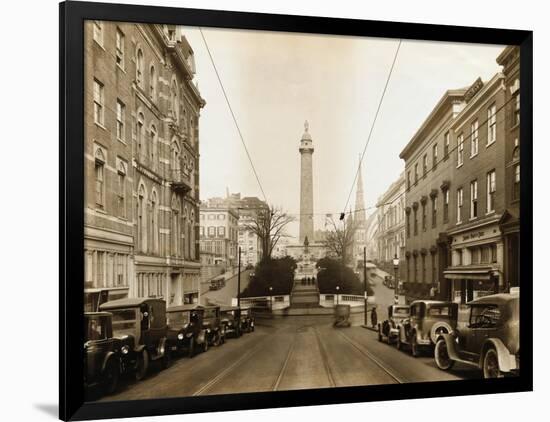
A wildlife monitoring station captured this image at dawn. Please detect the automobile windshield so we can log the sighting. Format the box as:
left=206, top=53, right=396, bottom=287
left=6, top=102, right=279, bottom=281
left=241, top=310, right=249, bottom=316
left=204, top=309, right=217, bottom=319
left=111, top=309, right=137, bottom=337
left=470, top=305, right=501, bottom=328
left=427, top=306, right=452, bottom=317
left=222, top=311, right=235, bottom=318
left=393, top=307, right=410, bottom=316
left=167, top=311, right=190, bottom=327
left=85, top=316, right=108, bottom=341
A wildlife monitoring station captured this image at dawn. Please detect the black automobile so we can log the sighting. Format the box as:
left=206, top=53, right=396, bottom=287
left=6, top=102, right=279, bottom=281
left=99, top=298, right=171, bottom=381
left=202, top=305, right=225, bottom=346
left=166, top=304, right=208, bottom=356
left=84, top=312, right=121, bottom=395
left=220, top=306, right=242, bottom=338
left=240, top=307, right=255, bottom=333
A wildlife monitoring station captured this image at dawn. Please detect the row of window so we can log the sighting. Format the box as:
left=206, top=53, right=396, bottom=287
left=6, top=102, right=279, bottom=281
left=406, top=169, right=508, bottom=238
left=85, top=250, right=129, bottom=288
left=200, top=226, right=227, bottom=237
left=93, top=22, right=197, bottom=145
left=406, top=103, right=505, bottom=190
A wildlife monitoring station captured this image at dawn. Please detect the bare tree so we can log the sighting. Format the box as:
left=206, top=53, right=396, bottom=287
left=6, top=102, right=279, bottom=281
left=322, top=215, right=358, bottom=265
left=245, top=206, right=295, bottom=262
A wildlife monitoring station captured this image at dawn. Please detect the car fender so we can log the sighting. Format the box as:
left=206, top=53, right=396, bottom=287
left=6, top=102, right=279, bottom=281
left=158, top=337, right=168, bottom=357
left=439, top=333, right=461, bottom=361
left=134, top=344, right=146, bottom=353
left=430, top=321, right=453, bottom=344
left=197, top=329, right=207, bottom=344
left=101, top=351, right=119, bottom=373
left=480, top=338, right=517, bottom=372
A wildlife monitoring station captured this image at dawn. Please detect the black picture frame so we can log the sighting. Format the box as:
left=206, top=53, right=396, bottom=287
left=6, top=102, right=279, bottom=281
left=60, top=1, right=533, bottom=420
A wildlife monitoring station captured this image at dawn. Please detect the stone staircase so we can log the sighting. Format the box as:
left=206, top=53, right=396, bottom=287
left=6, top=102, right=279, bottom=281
left=290, top=282, right=320, bottom=308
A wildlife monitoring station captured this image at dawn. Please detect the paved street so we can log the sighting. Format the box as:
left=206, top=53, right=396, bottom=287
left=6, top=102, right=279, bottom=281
left=98, top=313, right=478, bottom=402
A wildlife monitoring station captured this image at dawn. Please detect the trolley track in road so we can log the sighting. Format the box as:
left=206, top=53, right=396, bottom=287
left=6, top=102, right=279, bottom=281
left=313, top=326, right=336, bottom=388
left=192, top=324, right=297, bottom=396
left=336, top=330, right=406, bottom=384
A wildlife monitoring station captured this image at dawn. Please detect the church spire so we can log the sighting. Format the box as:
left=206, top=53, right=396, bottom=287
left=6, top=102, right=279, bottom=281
left=354, top=156, right=366, bottom=221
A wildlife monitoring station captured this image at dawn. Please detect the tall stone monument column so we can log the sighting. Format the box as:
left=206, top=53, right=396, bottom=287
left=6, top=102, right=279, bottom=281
left=299, top=121, right=314, bottom=243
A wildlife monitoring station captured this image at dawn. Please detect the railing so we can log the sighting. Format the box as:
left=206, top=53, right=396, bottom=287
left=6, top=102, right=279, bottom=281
left=319, top=294, right=376, bottom=308
left=232, top=295, right=290, bottom=310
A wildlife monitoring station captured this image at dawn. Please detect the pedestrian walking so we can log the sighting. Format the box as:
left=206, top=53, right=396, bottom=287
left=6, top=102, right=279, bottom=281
left=370, top=306, right=378, bottom=328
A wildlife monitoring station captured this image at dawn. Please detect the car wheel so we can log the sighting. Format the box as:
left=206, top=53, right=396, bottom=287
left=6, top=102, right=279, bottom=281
left=202, top=338, right=209, bottom=353
left=103, top=358, right=120, bottom=395
left=411, top=335, right=420, bottom=357
left=188, top=337, right=195, bottom=358
left=378, top=326, right=383, bottom=342
left=213, top=332, right=221, bottom=347
left=161, top=347, right=171, bottom=370
left=434, top=339, right=455, bottom=371
left=135, top=349, right=149, bottom=381
left=483, top=348, right=504, bottom=379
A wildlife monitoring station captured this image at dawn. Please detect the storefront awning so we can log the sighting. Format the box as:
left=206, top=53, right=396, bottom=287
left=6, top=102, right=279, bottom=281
left=443, top=267, right=496, bottom=281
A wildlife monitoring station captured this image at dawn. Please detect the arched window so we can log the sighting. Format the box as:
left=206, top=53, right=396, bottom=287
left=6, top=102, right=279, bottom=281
left=149, top=124, right=157, bottom=169
left=171, top=79, right=179, bottom=122
left=190, top=211, right=196, bottom=260
left=137, top=112, right=145, bottom=162
left=183, top=207, right=189, bottom=259
left=136, top=48, right=144, bottom=86
left=138, top=184, right=147, bottom=253
left=149, top=65, right=157, bottom=100
left=171, top=195, right=180, bottom=256
left=171, top=139, right=180, bottom=178
left=151, top=190, right=159, bottom=254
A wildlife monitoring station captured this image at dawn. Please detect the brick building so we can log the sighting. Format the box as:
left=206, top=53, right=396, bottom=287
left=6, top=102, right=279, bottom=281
left=443, top=73, right=507, bottom=303
left=375, top=172, right=406, bottom=268
left=497, top=46, right=521, bottom=291
left=84, top=21, right=205, bottom=310
left=199, top=201, right=239, bottom=268
left=400, top=86, right=469, bottom=300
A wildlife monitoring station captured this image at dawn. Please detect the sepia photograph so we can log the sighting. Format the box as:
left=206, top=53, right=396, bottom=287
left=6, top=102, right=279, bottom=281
left=82, top=19, right=521, bottom=403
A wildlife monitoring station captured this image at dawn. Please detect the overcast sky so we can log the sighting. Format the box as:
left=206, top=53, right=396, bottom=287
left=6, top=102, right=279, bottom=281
left=182, top=26, right=504, bottom=239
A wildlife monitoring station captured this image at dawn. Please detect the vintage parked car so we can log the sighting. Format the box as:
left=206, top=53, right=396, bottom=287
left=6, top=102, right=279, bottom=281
left=396, top=300, right=458, bottom=356
left=166, top=304, right=209, bottom=357
left=84, top=312, right=121, bottom=395
left=434, top=293, right=519, bottom=378
left=377, top=304, right=410, bottom=344
left=240, top=306, right=255, bottom=333
left=220, top=306, right=242, bottom=338
left=202, top=305, right=226, bottom=346
left=99, top=298, right=171, bottom=381
left=383, top=275, right=395, bottom=289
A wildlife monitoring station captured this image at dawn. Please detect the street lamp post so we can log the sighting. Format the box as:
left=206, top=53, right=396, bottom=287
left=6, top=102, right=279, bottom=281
left=269, top=286, right=273, bottom=312
left=393, top=254, right=400, bottom=303
left=237, top=246, right=241, bottom=307
left=363, top=247, right=368, bottom=326
left=336, top=285, right=340, bottom=305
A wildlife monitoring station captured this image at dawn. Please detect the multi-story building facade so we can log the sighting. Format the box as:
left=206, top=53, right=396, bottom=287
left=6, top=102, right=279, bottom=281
left=84, top=21, right=205, bottom=310
left=375, top=172, right=406, bottom=267
left=443, top=73, right=507, bottom=303
left=400, top=59, right=516, bottom=303
left=497, top=46, right=521, bottom=291
left=400, top=86, right=469, bottom=300
left=199, top=203, right=239, bottom=268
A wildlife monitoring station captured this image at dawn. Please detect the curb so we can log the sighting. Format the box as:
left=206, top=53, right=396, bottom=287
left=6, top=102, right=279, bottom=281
left=361, top=324, right=378, bottom=332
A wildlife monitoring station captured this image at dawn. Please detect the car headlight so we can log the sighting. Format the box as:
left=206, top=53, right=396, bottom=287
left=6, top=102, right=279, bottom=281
left=206, top=328, right=211, bottom=333
left=178, top=333, right=184, bottom=340
left=121, top=345, right=129, bottom=355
